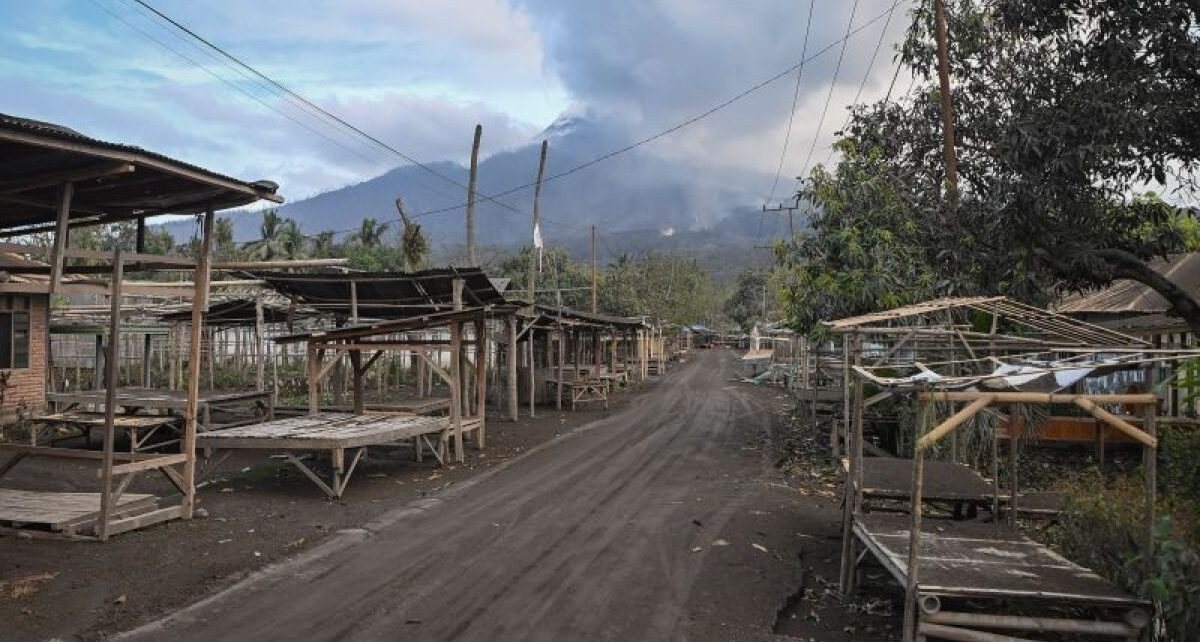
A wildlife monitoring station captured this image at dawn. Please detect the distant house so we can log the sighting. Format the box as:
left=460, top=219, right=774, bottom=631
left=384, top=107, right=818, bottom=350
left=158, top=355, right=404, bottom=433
left=1057, top=252, right=1200, bottom=415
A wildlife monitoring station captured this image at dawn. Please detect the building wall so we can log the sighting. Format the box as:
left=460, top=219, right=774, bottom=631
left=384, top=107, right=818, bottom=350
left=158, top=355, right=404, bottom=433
left=1, top=294, right=48, bottom=424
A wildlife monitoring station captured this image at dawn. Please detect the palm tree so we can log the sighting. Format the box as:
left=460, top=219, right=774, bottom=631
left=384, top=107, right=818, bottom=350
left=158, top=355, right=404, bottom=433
left=354, top=218, right=388, bottom=248
left=394, top=197, right=429, bottom=271
left=309, top=230, right=336, bottom=258
left=245, top=210, right=306, bottom=260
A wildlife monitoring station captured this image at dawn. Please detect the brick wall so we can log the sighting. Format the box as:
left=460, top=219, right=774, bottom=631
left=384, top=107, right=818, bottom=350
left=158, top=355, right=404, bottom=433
left=0, top=295, right=48, bottom=424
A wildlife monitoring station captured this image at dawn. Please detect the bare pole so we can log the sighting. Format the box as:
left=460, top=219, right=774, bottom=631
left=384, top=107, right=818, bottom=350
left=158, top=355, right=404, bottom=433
left=465, top=124, right=482, bottom=265
left=590, top=224, right=598, bottom=314
left=933, top=0, right=960, bottom=207
left=528, top=140, right=548, bottom=305
left=97, top=250, right=123, bottom=541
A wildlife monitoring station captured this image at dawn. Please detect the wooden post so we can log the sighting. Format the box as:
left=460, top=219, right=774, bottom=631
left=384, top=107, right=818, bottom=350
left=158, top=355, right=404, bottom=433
left=528, top=327, right=537, bottom=418
left=1144, top=368, right=1158, bottom=572
left=475, top=316, right=487, bottom=447
left=349, top=279, right=359, bottom=324
left=837, top=336, right=850, bottom=457
left=466, top=124, right=482, bottom=265
left=254, top=296, right=265, bottom=392
left=94, top=334, right=104, bottom=390
left=450, top=321, right=464, bottom=461
left=49, top=182, right=73, bottom=293
left=170, top=322, right=181, bottom=390
left=141, top=333, right=152, bottom=388
left=350, top=348, right=364, bottom=414
left=1009, top=403, right=1020, bottom=527
left=839, top=333, right=865, bottom=593
left=507, top=316, right=519, bottom=421
left=902, top=396, right=930, bottom=642
left=182, top=209, right=214, bottom=519
left=590, top=224, right=598, bottom=314
left=556, top=325, right=565, bottom=411
left=97, top=250, right=123, bottom=541
left=934, top=0, right=960, bottom=207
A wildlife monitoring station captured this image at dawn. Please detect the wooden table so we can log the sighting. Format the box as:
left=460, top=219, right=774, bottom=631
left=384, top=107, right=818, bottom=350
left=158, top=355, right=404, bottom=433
left=545, top=379, right=609, bottom=411
left=28, top=411, right=182, bottom=452
left=47, top=388, right=273, bottom=432
left=197, top=413, right=452, bottom=498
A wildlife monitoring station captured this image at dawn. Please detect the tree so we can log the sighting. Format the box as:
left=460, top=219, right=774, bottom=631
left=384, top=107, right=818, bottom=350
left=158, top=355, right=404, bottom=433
left=785, top=0, right=1200, bottom=331
left=492, top=246, right=591, bottom=308
left=723, top=269, right=771, bottom=332
left=245, top=210, right=306, bottom=260
left=354, top=218, right=388, bottom=248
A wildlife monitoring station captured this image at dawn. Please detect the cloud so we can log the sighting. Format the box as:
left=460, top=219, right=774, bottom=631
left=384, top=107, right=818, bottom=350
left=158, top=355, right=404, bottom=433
left=512, top=0, right=912, bottom=182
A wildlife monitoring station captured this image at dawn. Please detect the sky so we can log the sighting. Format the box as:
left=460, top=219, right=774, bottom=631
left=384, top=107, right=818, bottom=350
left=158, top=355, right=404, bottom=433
left=2, top=0, right=913, bottom=208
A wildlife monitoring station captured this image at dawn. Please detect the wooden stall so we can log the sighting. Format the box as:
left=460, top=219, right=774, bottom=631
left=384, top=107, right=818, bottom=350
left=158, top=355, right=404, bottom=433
left=823, top=296, right=1198, bottom=641
left=0, top=112, right=282, bottom=540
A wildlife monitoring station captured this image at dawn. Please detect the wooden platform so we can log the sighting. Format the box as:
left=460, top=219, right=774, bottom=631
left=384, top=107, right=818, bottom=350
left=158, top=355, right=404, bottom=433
left=851, top=512, right=1149, bottom=640
left=0, top=489, right=163, bottom=538
left=861, top=457, right=995, bottom=503
left=47, top=388, right=272, bottom=431
left=274, top=397, right=451, bottom=417
left=29, top=411, right=181, bottom=452
left=198, top=413, right=452, bottom=498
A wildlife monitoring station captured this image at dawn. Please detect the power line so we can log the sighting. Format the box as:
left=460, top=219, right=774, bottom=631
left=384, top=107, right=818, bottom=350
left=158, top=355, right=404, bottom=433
left=797, top=0, right=860, bottom=181
left=764, top=0, right=816, bottom=207
left=126, top=0, right=548, bottom=223
left=824, top=0, right=901, bottom=165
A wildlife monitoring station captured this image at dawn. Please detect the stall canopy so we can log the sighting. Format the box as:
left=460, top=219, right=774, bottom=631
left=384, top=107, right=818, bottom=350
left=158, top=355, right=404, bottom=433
left=0, top=113, right=282, bottom=234
left=159, top=298, right=315, bottom=327
left=253, top=267, right=510, bottom=319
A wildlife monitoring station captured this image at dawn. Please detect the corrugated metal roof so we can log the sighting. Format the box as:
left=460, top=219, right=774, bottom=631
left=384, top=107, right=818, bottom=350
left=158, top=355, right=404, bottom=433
left=1056, top=253, right=1200, bottom=315
left=254, top=267, right=510, bottom=320
left=0, top=112, right=282, bottom=229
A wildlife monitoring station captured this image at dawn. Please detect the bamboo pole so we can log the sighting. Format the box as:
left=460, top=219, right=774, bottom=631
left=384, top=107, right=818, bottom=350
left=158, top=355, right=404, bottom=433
left=1074, top=397, right=1158, bottom=448
left=1143, top=366, right=1158, bottom=573
left=475, top=316, right=487, bottom=447
left=902, top=396, right=930, bottom=642
left=916, top=395, right=994, bottom=451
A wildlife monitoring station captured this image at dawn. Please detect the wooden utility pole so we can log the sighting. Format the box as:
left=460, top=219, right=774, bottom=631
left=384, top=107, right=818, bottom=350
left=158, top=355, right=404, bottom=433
left=528, top=140, right=548, bottom=305
left=466, top=124, right=482, bottom=265
left=933, top=0, right=959, bottom=206
left=590, top=224, right=597, bottom=314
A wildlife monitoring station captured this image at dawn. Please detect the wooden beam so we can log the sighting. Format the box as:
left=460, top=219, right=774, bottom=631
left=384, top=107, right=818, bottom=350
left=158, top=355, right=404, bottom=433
left=211, top=258, right=348, bottom=270
left=919, top=391, right=1157, bottom=405
left=98, top=249, right=123, bottom=541
left=915, top=394, right=994, bottom=451
left=0, top=162, right=135, bottom=196
left=1074, top=397, right=1158, bottom=448
left=49, top=182, right=73, bottom=292
left=182, top=208, right=214, bottom=519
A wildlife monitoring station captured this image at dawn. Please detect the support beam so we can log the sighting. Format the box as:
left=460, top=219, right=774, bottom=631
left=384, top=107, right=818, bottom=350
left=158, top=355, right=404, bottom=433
left=49, top=182, right=73, bottom=292
left=97, top=250, right=123, bottom=541
left=181, top=208, right=214, bottom=519
left=1073, top=397, right=1158, bottom=448
left=916, top=395, right=994, bottom=451
left=507, top=316, right=518, bottom=421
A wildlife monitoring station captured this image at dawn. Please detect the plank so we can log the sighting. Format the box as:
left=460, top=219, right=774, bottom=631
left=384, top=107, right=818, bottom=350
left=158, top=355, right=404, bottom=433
left=0, top=489, right=155, bottom=529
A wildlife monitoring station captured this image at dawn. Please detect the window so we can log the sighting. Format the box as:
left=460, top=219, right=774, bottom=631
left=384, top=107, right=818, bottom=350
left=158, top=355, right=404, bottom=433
left=0, top=296, right=31, bottom=369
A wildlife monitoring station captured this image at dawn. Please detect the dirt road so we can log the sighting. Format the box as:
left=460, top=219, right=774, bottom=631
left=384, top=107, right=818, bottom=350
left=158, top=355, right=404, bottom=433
left=121, top=350, right=811, bottom=642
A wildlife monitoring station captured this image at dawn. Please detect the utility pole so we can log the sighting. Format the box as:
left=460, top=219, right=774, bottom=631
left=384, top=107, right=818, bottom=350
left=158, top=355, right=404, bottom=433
left=761, top=194, right=801, bottom=238
left=933, top=0, right=959, bottom=208
left=590, top=224, right=597, bottom=314
left=466, top=124, right=482, bottom=265
left=528, top=139, right=548, bottom=305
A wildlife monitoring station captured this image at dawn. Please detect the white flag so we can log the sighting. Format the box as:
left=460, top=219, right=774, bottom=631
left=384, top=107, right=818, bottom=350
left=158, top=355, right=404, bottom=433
left=533, top=222, right=544, bottom=271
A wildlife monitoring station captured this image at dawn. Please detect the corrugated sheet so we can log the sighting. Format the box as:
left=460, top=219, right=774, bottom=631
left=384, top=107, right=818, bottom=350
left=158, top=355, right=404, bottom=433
left=1057, top=253, right=1200, bottom=315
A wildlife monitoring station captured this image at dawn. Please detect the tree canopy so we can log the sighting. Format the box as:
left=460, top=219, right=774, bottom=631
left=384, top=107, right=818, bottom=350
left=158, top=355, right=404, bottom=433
left=777, top=0, right=1200, bottom=332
